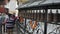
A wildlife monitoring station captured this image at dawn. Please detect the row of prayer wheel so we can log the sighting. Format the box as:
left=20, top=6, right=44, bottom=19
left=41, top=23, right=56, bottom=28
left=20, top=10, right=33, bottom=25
left=19, top=10, right=60, bottom=30
left=19, top=16, right=38, bottom=30
left=19, top=10, right=60, bottom=22
left=48, top=10, right=60, bottom=22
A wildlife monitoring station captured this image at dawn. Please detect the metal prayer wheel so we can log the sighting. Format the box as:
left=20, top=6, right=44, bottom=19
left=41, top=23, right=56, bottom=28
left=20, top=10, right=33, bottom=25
left=36, top=10, right=39, bottom=21
left=32, top=10, right=37, bottom=20
left=31, top=11, right=34, bottom=19
left=28, top=13, right=31, bottom=19
left=40, top=10, right=45, bottom=22
left=37, top=13, right=39, bottom=21
left=39, top=11, right=41, bottom=21
left=58, top=13, right=60, bottom=22
left=53, top=10, right=58, bottom=22
left=28, top=10, right=32, bottom=19
left=33, top=13, right=35, bottom=20
left=47, top=10, right=54, bottom=22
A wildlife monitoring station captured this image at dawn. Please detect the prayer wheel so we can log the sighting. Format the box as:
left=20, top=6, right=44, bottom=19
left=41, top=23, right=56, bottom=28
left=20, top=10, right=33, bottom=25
left=58, top=13, right=60, bottom=22
left=37, top=13, right=39, bottom=21
left=39, top=11, right=41, bottom=21
left=36, top=10, right=39, bottom=21
left=53, top=10, right=58, bottom=22
left=33, top=13, right=35, bottom=20
left=40, top=10, right=45, bottom=22
left=47, top=10, right=54, bottom=22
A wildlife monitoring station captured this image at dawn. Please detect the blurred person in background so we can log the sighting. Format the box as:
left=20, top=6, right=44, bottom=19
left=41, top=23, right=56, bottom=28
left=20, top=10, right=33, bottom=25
left=6, top=14, right=16, bottom=34
left=2, top=13, right=9, bottom=32
left=0, top=13, right=3, bottom=34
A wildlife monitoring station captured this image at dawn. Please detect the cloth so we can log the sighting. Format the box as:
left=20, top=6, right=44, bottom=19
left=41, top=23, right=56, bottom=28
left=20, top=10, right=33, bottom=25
left=0, top=16, right=3, bottom=24
left=6, top=17, right=15, bottom=29
left=2, top=15, right=9, bottom=24
left=0, top=16, right=2, bottom=34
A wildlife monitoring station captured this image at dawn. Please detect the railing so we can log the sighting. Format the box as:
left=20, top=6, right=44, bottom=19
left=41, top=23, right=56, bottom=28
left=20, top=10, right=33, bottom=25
left=17, top=9, right=60, bottom=34
left=15, top=19, right=32, bottom=34
left=15, top=19, right=44, bottom=34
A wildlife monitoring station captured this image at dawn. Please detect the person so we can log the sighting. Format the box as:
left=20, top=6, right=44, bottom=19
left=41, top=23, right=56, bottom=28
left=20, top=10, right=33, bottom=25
left=2, top=13, right=8, bottom=32
left=0, top=13, right=2, bottom=34
left=6, top=14, right=16, bottom=34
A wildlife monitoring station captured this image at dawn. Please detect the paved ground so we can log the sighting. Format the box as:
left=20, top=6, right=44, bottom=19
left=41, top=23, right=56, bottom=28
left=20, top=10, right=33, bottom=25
left=2, top=24, right=17, bottom=34
left=1, top=22, right=60, bottom=34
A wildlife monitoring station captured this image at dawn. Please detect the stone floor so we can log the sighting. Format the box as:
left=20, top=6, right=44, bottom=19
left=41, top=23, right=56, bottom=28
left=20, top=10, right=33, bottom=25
left=2, top=24, right=17, bottom=34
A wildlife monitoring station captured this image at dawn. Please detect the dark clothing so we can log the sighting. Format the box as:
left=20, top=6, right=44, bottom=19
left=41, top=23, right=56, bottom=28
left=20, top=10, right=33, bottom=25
left=0, top=24, right=2, bottom=34
left=0, top=16, right=3, bottom=34
left=6, top=17, right=15, bottom=29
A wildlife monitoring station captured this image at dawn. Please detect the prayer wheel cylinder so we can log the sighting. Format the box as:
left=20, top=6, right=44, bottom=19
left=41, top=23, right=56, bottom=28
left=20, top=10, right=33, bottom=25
left=37, top=13, right=39, bottom=21
left=40, top=11, right=45, bottom=22
left=47, top=11, right=53, bottom=22
left=58, top=13, right=60, bottom=22
left=39, top=12, right=41, bottom=21
left=53, top=11, right=58, bottom=22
